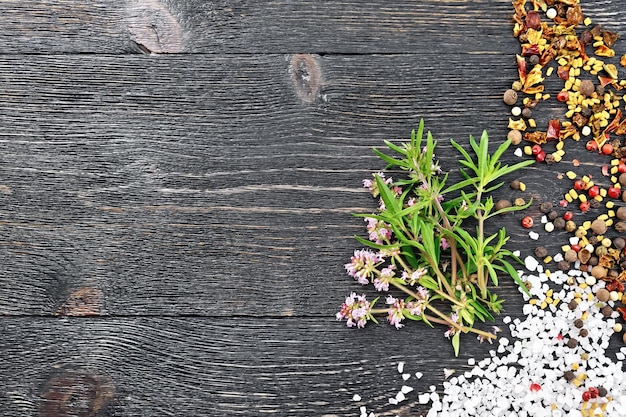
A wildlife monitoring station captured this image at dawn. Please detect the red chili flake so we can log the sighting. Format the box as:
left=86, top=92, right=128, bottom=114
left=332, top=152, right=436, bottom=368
left=571, top=244, right=581, bottom=252
left=586, top=141, right=599, bottom=152
left=522, top=216, right=534, bottom=228
left=599, top=75, right=615, bottom=88
left=582, top=391, right=591, bottom=402
left=602, top=143, right=614, bottom=155
left=589, top=387, right=599, bottom=399
left=563, top=211, right=574, bottom=221
left=606, top=280, right=625, bottom=292
left=604, top=109, right=622, bottom=134
left=557, top=91, right=569, bottom=102
left=522, top=44, right=541, bottom=57
left=546, top=119, right=561, bottom=140
left=602, top=165, right=610, bottom=176
left=557, top=66, right=570, bottom=80
left=560, top=199, right=569, bottom=208
left=588, top=185, right=600, bottom=198
left=617, top=307, right=626, bottom=321
left=532, top=144, right=543, bottom=155
left=517, top=54, right=527, bottom=85
left=529, top=383, right=542, bottom=392
left=608, top=187, right=621, bottom=199
left=580, top=201, right=591, bottom=212
left=525, top=11, right=541, bottom=29
left=556, top=333, right=564, bottom=341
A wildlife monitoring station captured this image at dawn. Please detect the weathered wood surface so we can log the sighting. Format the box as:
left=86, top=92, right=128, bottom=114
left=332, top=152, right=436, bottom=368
left=0, top=1, right=625, bottom=416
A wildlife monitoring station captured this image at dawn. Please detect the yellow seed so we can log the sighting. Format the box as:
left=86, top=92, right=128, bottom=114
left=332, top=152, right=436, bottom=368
left=584, top=17, right=592, bottom=26
left=558, top=57, right=568, bottom=66
left=583, top=221, right=591, bottom=229
left=593, top=40, right=604, bottom=48
left=569, top=189, right=579, bottom=199
left=572, top=363, right=580, bottom=371
left=553, top=154, right=562, bottom=163
left=600, top=188, right=607, bottom=197
left=546, top=289, right=553, bottom=298
left=529, top=298, right=538, bottom=305
left=587, top=293, right=594, bottom=301
left=582, top=311, right=589, bottom=320
left=611, top=167, right=619, bottom=175
left=565, top=194, right=573, bottom=203
left=616, top=183, right=622, bottom=189
left=544, top=256, right=553, bottom=263
left=566, top=109, right=575, bottom=118
left=523, top=97, right=530, bottom=105
left=595, top=195, right=603, bottom=202
left=573, top=378, right=582, bottom=387
left=606, top=218, right=614, bottom=227
left=540, top=301, right=548, bottom=309
left=611, top=176, right=618, bottom=184
left=519, top=182, right=526, bottom=192
left=524, top=146, right=533, bottom=155
left=580, top=282, right=588, bottom=290
left=552, top=297, right=560, bottom=306
left=563, top=245, right=572, bottom=252
left=583, top=65, right=591, bottom=71
left=546, top=67, right=554, bottom=76
left=606, top=201, right=615, bottom=209
left=542, top=94, right=550, bottom=101
left=598, top=214, right=609, bottom=221
left=566, top=171, right=577, bottom=180
left=565, top=80, right=573, bottom=90
left=579, top=194, right=587, bottom=203
left=528, top=118, right=537, bottom=128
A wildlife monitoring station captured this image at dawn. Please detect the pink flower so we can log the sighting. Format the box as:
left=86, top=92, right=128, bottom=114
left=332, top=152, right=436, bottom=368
left=373, top=265, right=396, bottom=292
left=444, top=312, right=459, bottom=339
left=386, top=295, right=405, bottom=329
left=365, top=217, right=393, bottom=244
left=363, top=172, right=392, bottom=197
left=337, top=293, right=372, bottom=328
left=440, top=237, right=450, bottom=250
left=401, top=268, right=427, bottom=286
left=345, top=249, right=383, bottom=285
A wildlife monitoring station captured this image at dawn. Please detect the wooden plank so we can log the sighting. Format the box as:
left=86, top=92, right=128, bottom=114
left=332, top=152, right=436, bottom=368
left=0, top=52, right=555, bottom=317
left=1, top=48, right=617, bottom=316
left=0, top=0, right=623, bottom=54
left=0, top=316, right=485, bottom=417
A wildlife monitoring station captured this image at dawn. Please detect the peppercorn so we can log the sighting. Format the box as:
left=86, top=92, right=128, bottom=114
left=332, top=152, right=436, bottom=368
left=528, top=54, right=540, bottom=66
left=596, top=288, right=610, bottom=302
left=538, top=202, right=552, bottom=213
left=495, top=199, right=512, bottom=211
left=616, top=207, right=626, bottom=221
left=598, top=387, right=608, bottom=397
left=564, top=250, right=578, bottom=263
left=521, top=107, right=532, bottom=119
left=565, top=221, right=577, bottom=232
left=579, top=328, right=588, bottom=338
left=568, top=300, right=579, bottom=311
left=623, top=333, right=626, bottom=344
left=508, top=129, right=522, bottom=145
left=558, top=260, right=571, bottom=271
left=521, top=216, right=533, bottom=228
left=615, top=221, right=626, bottom=233
left=567, top=338, right=578, bottom=348
left=534, top=246, right=548, bottom=258
left=580, top=79, right=595, bottom=96
left=590, top=219, right=607, bottom=234
left=574, top=318, right=584, bottom=328
left=510, top=179, right=521, bottom=190
left=546, top=210, right=558, bottom=221
left=602, top=305, right=613, bottom=318
left=613, top=237, right=625, bottom=249
left=591, top=265, right=607, bottom=279
left=514, top=197, right=526, bottom=207
left=619, top=173, right=626, bottom=186
left=588, top=256, right=599, bottom=266
left=503, top=89, right=518, bottom=105
left=589, top=199, right=601, bottom=209
left=553, top=217, right=566, bottom=230
left=596, top=85, right=605, bottom=96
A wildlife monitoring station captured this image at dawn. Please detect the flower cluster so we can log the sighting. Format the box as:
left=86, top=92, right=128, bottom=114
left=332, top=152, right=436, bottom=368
left=337, top=120, right=533, bottom=355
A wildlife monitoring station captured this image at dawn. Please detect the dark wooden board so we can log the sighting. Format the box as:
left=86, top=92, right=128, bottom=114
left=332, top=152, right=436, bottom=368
left=0, top=53, right=570, bottom=317
left=0, top=316, right=497, bottom=417
left=0, top=0, right=622, bottom=54
left=2, top=1, right=626, bottom=416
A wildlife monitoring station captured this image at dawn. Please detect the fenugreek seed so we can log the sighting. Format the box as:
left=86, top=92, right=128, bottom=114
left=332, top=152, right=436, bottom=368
left=566, top=171, right=577, bottom=180
left=518, top=182, right=526, bottom=192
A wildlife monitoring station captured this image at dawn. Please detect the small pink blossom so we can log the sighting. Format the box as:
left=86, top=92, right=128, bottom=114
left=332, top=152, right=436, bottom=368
left=401, top=268, right=427, bottom=286
left=345, top=249, right=383, bottom=285
left=386, top=295, right=405, bottom=329
left=440, top=237, right=450, bottom=250
left=444, top=312, right=459, bottom=339
left=373, top=265, right=396, bottom=292
left=365, top=217, right=393, bottom=244
left=337, top=293, right=372, bottom=328
left=363, top=172, right=392, bottom=197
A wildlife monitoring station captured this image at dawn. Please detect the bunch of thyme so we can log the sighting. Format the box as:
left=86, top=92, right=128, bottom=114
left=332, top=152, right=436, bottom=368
left=337, top=120, right=534, bottom=355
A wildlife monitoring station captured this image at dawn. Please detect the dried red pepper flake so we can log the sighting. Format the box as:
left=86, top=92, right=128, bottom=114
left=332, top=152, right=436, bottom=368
left=522, top=44, right=541, bottom=57
left=617, top=306, right=626, bottom=321
left=532, top=144, right=543, bottom=155
left=529, top=383, right=542, bottom=392
left=602, top=30, right=620, bottom=48
left=525, top=11, right=541, bottom=29
left=618, top=162, right=626, bottom=173
left=536, top=150, right=547, bottom=163
left=546, top=119, right=561, bottom=140
left=606, top=280, right=624, bottom=293
left=586, top=140, right=599, bottom=152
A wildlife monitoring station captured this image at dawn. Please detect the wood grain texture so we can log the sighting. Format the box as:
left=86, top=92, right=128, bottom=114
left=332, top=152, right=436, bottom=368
left=0, top=316, right=500, bottom=417
left=0, top=0, right=623, bottom=54
left=0, top=53, right=563, bottom=317
left=1, top=1, right=626, bottom=416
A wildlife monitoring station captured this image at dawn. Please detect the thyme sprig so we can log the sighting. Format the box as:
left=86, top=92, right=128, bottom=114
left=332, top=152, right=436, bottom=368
left=337, top=120, right=534, bottom=355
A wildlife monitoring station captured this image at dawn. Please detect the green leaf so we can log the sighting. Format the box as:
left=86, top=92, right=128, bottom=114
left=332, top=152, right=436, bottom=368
left=451, top=332, right=460, bottom=357
left=375, top=174, right=401, bottom=216
left=418, top=275, right=439, bottom=291
left=501, top=260, right=530, bottom=297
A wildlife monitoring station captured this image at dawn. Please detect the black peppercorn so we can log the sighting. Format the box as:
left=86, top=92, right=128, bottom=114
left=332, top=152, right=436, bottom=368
left=553, top=217, right=566, bottom=230
left=598, top=387, right=608, bottom=397
left=564, top=370, right=575, bottom=381
left=567, top=338, right=578, bottom=348
left=579, top=328, right=588, bottom=337
left=534, top=246, right=549, bottom=258
left=568, top=300, right=578, bottom=311
left=601, top=305, right=613, bottom=318
left=574, top=319, right=584, bottom=328
left=539, top=202, right=553, bottom=213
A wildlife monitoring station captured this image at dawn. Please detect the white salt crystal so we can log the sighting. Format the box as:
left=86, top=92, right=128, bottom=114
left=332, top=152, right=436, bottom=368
left=529, top=231, right=539, bottom=240
left=400, top=385, right=413, bottom=394
left=402, top=373, right=411, bottom=381
left=388, top=397, right=398, bottom=405
left=395, top=391, right=406, bottom=402
left=418, top=393, right=430, bottom=404
left=524, top=256, right=539, bottom=271
left=468, top=358, right=476, bottom=366
left=415, top=371, right=423, bottom=379
left=514, top=148, right=523, bottom=157
left=352, top=394, right=362, bottom=401
left=397, top=361, right=404, bottom=373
